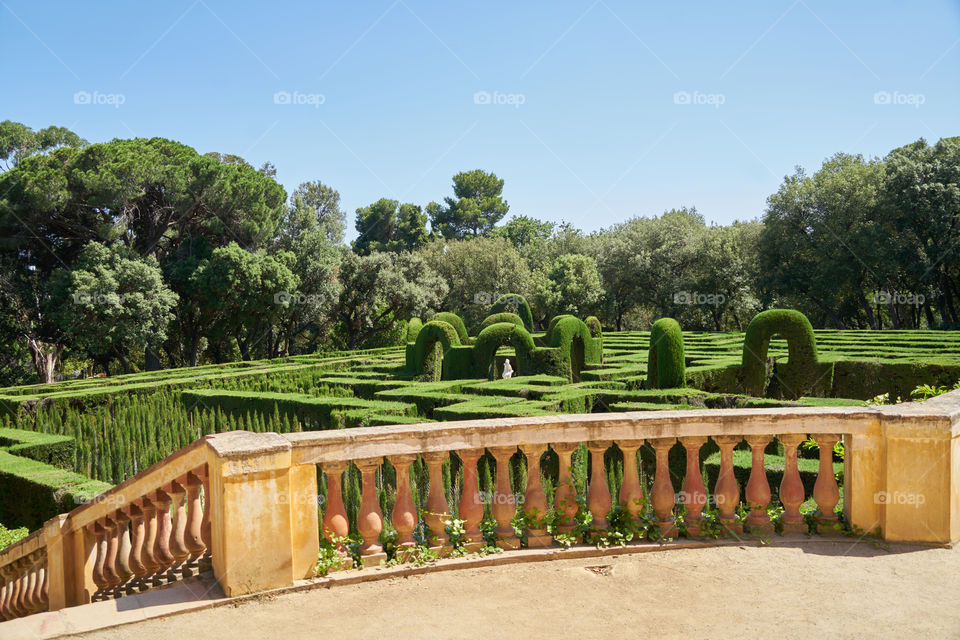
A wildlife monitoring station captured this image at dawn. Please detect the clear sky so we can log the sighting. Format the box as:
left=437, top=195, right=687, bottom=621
left=3, top=1, right=958, bottom=240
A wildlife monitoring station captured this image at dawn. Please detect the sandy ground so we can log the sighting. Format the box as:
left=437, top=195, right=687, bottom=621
left=73, top=540, right=960, bottom=640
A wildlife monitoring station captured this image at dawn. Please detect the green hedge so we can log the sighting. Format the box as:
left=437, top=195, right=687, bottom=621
left=742, top=310, right=823, bottom=399
left=473, top=322, right=536, bottom=379
left=406, top=318, right=423, bottom=343
left=409, top=320, right=463, bottom=378
left=181, top=390, right=418, bottom=430
left=0, top=450, right=111, bottom=530
left=647, top=318, right=685, bottom=389
left=0, top=428, right=75, bottom=468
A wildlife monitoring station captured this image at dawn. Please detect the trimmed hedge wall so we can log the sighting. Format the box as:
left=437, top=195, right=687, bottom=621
left=647, top=318, right=685, bottom=389
left=490, top=293, right=534, bottom=332
left=406, top=318, right=423, bottom=344
left=0, top=450, right=111, bottom=530
left=742, top=309, right=824, bottom=399
left=0, top=428, right=75, bottom=468
left=410, top=320, right=463, bottom=378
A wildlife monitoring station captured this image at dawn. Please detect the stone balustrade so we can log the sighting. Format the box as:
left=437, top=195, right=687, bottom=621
left=3, top=393, right=960, bottom=623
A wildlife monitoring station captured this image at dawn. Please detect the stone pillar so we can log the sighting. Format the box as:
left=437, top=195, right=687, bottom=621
left=205, top=431, right=315, bottom=597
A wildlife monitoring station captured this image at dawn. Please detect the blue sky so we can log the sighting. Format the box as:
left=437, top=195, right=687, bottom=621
left=3, top=1, right=958, bottom=240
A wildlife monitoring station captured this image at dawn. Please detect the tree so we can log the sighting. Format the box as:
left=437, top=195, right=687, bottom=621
left=417, top=236, right=531, bottom=329
left=291, top=180, right=346, bottom=245
left=492, top=215, right=555, bottom=250
left=334, top=251, right=448, bottom=349
left=427, top=169, right=509, bottom=238
left=189, top=243, right=298, bottom=362
left=47, top=242, right=177, bottom=374
left=0, top=120, right=85, bottom=170
left=533, top=254, right=603, bottom=319
left=353, top=198, right=429, bottom=254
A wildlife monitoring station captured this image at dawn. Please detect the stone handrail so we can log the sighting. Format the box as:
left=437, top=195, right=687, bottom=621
left=3, top=393, right=960, bottom=622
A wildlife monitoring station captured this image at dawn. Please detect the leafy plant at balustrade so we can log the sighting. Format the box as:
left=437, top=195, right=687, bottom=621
left=315, top=534, right=353, bottom=576
left=0, top=522, right=28, bottom=550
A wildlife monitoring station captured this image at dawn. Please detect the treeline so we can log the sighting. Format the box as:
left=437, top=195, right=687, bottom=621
left=0, top=119, right=957, bottom=385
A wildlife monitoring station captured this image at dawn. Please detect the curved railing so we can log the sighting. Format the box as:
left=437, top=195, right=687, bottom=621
left=3, top=392, right=960, bottom=622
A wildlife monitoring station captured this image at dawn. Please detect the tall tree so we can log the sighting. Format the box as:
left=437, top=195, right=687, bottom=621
left=291, top=180, right=346, bottom=245
left=353, top=198, right=429, bottom=254
left=427, top=169, right=509, bottom=238
left=0, top=120, right=85, bottom=171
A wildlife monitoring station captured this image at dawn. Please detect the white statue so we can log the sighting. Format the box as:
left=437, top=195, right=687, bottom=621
left=502, top=358, right=514, bottom=379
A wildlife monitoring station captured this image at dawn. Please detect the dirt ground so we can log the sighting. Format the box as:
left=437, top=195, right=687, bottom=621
left=73, top=539, right=960, bottom=640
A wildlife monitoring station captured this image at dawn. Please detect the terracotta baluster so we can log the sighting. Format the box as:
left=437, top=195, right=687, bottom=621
left=679, top=436, right=708, bottom=537
left=22, top=562, right=36, bottom=613
left=813, top=434, right=842, bottom=529
left=490, top=446, right=520, bottom=548
left=356, top=458, right=385, bottom=561
left=39, top=560, right=49, bottom=610
left=713, top=436, right=742, bottom=534
left=553, top=442, right=579, bottom=535
left=0, top=570, right=9, bottom=620
left=744, top=435, right=773, bottom=534
left=321, top=461, right=350, bottom=541
left=586, top=442, right=612, bottom=530
left=184, top=471, right=206, bottom=567
left=520, top=444, right=550, bottom=547
left=0, top=569, right=9, bottom=620
left=168, top=479, right=192, bottom=575
left=91, top=522, right=108, bottom=597
left=113, top=511, right=133, bottom=595
left=31, top=560, right=45, bottom=612
left=650, top=438, right=677, bottom=537
left=124, top=503, right=147, bottom=593
left=457, top=449, right=485, bottom=550
left=5, top=564, right=21, bottom=619
left=422, top=451, right=451, bottom=550
left=152, top=489, right=176, bottom=581
left=140, top=497, right=162, bottom=587
left=10, top=562, right=25, bottom=617
left=198, top=468, right=213, bottom=571
left=619, top=440, right=645, bottom=519
left=779, top=433, right=807, bottom=534
left=389, top=454, right=419, bottom=549
left=101, top=517, right=122, bottom=593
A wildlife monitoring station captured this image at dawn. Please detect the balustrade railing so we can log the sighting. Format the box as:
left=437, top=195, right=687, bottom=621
left=2, top=394, right=960, bottom=624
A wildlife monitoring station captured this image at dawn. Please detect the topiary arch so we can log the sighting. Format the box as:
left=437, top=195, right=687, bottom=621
left=411, top=320, right=462, bottom=379
left=647, top=318, right=685, bottom=389
left=430, top=312, right=470, bottom=344
left=741, top=309, right=827, bottom=398
left=490, top=294, right=534, bottom=332
left=478, top=312, right=524, bottom=333
left=472, top=322, right=535, bottom=379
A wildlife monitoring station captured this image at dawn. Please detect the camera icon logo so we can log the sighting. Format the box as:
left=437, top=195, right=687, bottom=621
left=673, top=91, right=691, bottom=105
left=274, top=91, right=291, bottom=105
left=474, top=91, right=491, bottom=105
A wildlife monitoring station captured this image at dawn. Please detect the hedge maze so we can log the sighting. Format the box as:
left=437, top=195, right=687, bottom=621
left=1, top=305, right=960, bottom=531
